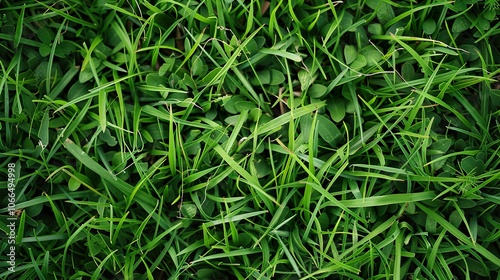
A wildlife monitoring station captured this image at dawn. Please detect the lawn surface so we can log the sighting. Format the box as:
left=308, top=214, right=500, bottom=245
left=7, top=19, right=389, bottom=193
left=1, top=0, right=500, bottom=279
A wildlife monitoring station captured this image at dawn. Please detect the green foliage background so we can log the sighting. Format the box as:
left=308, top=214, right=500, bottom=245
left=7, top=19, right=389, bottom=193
left=1, top=0, right=500, bottom=279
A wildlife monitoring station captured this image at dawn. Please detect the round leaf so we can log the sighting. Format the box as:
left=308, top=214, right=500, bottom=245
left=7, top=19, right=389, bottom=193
left=326, top=97, right=345, bottom=122
left=344, top=45, right=357, bottom=65
left=99, top=129, right=117, bottom=146
left=422, top=19, right=436, bottom=34
left=270, top=69, right=285, bottom=85
left=425, top=215, right=437, bottom=234
left=401, top=62, right=415, bottom=81
left=68, top=177, right=81, bottom=191
left=430, top=139, right=452, bottom=154
left=350, top=54, right=367, bottom=70
left=39, top=44, right=51, bottom=57
left=235, top=101, right=257, bottom=112
left=368, top=23, right=383, bottom=35
left=362, top=46, right=383, bottom=67
left=317, top=115, right=341, bottom=146
left=224, top=115, right=241, bottom=125
left=461, top=44, right=480, bottom=61
left=251, top=69, right=270, bottom=85
left=191, top=58, right=207, bottom=77
left=223, top=95, right=246, bottom=114
left=36, top=27, right=55, bottom=44
left=249, top=108, right=262, bottom=121
left=452, top=16, right=470, bottom=33
left=25, top=203, right=43, bottom=217
left=68, top=173, right=92, bottom=191
left=146, top=73, right=169, bottom=86
left=141, top=129, right=153, bottom=143
left=449, top=210, right=462, bottom=228
left=308, top=84, right=328, bottom=98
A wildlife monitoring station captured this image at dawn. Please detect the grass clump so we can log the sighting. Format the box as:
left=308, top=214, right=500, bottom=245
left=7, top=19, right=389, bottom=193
left=1, top=0, right=500, bottom=279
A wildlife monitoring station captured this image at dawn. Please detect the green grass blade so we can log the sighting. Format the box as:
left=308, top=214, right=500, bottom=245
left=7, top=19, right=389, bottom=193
left=417, top=203, right=500, bottom=266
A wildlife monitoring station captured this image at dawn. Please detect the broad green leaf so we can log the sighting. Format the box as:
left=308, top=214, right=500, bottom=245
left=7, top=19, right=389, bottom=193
left=317, top=114, right=341, bottom=146
left=298, top=69, right=314, bottom=91
left=223, top=95, right=246, bottom=114
left=430, top=139, right=452, bottom=154
left=338, top=12, right=353, bottom=31
left=252, top=155, right=272, bottom=178
left=362, top=46, right=383, bottom=67
left=308, top=84, right=328, bottom=98
left=201, top=67, right=223, bottom=85
left=350, top=54, right=367, bottom=70
left=461, top=156, right=484, bottom=174
left=251, top=69, right=270, bottom=85
left=452, top=16, right=470, bottom=33
left=368, top=23, right=383, bottom=35
left=270, top=69, right=285, bottom=85
left=146, top=73, right=169, bottom=86
left=376, top=2, right=395, bottom=24
left=79, top=58, right=101, bottom=83
left=449, top=210, right=462, bottom=228
left=344, top=45, right=357, bottom=65
left=224, top=41, right=234, bottom=56
left=423, top=18, right=437, bottom=34
left=66, top=178, right=80, bottom=192
left=39, top=44, right=52, bottom=57
left=425, top=215, right=438, bottom=234
left=401, top=62, right=415, bottom=81
left=37, top=27, right=55, bottom=44
left=245, top=38, right=258, bottom=54
left=249, top=108, right=262, bottom=121
left=191, top=57, right=207, bottom=77
left=484, top=9, right=496, bottom=20
left=326, top=97, right=345, bottom=122
left=461, top=44, right=480, bottom=61
left=68, top=172, right=92, bottom=191
left=159, top=58, right=176, bottom=76
left=235, top=101, right=257, bottom=112
left=467, top=258, right=489, bottom=276
left=68, top=82, right=93, bottom=100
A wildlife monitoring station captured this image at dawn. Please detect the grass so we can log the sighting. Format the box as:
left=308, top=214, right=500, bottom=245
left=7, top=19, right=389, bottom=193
left=1, top=0, right=500, bottom=279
